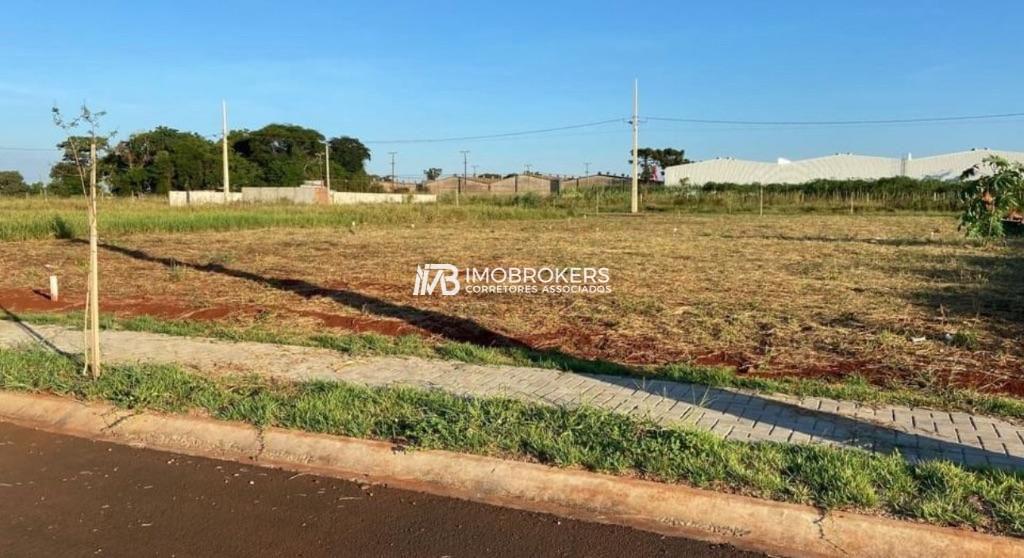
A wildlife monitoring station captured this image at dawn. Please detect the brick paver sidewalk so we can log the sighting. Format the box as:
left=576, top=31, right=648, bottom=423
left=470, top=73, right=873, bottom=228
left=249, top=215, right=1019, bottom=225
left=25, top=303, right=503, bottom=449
left=2, top=320, right=1022, bottom=470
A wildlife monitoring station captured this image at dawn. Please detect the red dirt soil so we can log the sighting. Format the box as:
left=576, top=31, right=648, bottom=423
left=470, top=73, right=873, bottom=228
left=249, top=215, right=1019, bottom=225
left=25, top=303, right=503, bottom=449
left=0, top=287, right=425, bottom=338
left=3, top=286, right=1024, bottom=398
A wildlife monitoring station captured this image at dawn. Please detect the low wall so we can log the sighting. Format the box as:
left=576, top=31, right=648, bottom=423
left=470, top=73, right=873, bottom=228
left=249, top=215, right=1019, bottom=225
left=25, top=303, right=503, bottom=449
left=168, top=191, right=242, bottom=207
left=171, top=188, right=435, bottom=206
left=242, top=186, right=328, bottom=204
left=331, top=192, right=436, bottom=205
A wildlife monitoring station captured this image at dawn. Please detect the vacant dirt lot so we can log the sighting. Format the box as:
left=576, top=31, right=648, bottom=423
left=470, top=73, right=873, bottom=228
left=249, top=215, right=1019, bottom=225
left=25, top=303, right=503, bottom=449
left=1, top=213, right=1021, bottom=394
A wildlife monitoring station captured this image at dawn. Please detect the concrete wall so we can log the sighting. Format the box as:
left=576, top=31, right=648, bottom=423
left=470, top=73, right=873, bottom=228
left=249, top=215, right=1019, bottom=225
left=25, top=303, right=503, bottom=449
left=168, top=191, right=242, bottom=207
left=171, top=187, right=434, bottom=206
left=664, top=149, right=1024, bottom=186
left=330, top=192, right=436, bottom=204
left=241, top=185, right=329, bottom=204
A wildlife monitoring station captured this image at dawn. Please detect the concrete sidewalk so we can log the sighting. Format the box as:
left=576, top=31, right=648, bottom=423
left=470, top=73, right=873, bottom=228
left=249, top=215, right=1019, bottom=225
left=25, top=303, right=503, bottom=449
left=2, top=320, right=1022, bottom=470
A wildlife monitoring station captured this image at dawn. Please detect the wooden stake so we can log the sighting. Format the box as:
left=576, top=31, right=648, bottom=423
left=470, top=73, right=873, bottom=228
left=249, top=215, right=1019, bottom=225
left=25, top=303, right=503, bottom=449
left=87, top=139, right=101, bottom=378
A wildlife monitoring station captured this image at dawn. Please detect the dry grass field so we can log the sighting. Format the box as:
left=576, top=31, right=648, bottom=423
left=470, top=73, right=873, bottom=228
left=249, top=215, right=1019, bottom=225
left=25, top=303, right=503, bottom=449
left=1, top=211, right=1021, bottom=396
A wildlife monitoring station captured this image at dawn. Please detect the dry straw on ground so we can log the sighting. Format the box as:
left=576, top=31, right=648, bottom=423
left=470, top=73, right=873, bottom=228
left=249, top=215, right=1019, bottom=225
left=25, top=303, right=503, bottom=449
left=1, top=211, right=1020, bottom=395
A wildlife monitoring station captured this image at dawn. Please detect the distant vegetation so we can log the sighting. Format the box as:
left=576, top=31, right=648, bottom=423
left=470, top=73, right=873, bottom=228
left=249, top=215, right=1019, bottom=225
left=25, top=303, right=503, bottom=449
left=0, top=170, right=43, bottom=196
left=540, top=176, right=965, bottom=213
left=0, top=198, right=575, bottom=241
left=43, top=124, right=373, bottom=196
left=0, top=174, right=974, bottom=241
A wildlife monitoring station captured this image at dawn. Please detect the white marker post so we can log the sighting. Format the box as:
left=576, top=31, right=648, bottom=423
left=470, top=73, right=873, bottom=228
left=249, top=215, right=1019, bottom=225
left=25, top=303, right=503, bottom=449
left=49, top=275, right=59, bottom=302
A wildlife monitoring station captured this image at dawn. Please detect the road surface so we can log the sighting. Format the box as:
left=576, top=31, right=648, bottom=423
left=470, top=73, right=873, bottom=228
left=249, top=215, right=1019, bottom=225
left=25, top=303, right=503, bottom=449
left=0, top=421, right=762, bottom=557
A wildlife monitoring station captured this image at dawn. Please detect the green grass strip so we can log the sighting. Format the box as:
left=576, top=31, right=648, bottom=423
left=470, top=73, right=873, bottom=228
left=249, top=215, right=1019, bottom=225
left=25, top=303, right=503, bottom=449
left=8, top=311, right=1024, bottom=421
left=1, top=345, right=1022, bottom=535
left=0, top=203, right=578, bottom=241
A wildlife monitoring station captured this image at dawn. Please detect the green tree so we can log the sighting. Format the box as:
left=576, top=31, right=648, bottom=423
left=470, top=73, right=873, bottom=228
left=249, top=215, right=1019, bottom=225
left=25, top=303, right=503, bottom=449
left=958, top=156, right=1024, bottom=239
left=49, top=135, right=110, bottom=196
left=232, top=124, right=326, bottom=186
left=632, top=147, right=689, bottom=181
left=424, top=167, right=442, bottom=180
left=105, top=127, right=219, bottom=194
left=0, top=170, right=28, bottom=195
left=328, top=136, right=371, bottom=175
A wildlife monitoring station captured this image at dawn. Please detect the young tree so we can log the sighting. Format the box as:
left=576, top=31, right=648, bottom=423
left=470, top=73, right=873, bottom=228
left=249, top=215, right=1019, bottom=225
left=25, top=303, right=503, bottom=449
left=958, top=156, right=1024, bottom=239
left=53, top=105, right=110, bottom=377
left=424, top=167, right=442, bottom=180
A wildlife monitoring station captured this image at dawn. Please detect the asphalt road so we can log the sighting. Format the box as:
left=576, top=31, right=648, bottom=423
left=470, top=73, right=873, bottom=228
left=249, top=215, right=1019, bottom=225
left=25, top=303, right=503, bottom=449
left=0, top=421, right=764, bottom=557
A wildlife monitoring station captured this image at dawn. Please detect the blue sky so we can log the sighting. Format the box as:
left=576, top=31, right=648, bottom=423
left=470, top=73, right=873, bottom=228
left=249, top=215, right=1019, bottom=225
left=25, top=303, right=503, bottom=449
left=2, top=1, right=1023, bottom=182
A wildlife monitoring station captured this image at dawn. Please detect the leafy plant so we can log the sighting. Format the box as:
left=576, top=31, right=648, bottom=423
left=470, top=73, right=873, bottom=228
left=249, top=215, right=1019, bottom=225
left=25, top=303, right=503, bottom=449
left=958, top=156, right=1024, bottom=239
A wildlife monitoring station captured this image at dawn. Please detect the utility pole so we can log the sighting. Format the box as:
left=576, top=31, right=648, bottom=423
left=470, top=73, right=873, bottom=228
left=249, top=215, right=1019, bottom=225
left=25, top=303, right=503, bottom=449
left=630, top=79, right=639, bottom=214
left=222, top=101, right=230, bottom=197
left=459, top=150, right=469, bottom=206
left=87, top=138, right=101, bottom=378
left=584, top=162, right=591, bottom=176
left=324, top=141, right=331, bottom=190
left=389, top=151, right=397, bottom=190
left=471, top=164, right=478, bottom=177
left=524, top=163, right=532, bottom=174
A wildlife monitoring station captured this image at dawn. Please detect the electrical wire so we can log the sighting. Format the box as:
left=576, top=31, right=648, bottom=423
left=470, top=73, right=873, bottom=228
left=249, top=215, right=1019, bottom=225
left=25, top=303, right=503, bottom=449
left=0, top=146, right=58, bottom=151
left=4, top=111, right=1022, bottom=153
left=363, top=118, right=625, bottom=144
left=646, top=112, right=1024, bottom=126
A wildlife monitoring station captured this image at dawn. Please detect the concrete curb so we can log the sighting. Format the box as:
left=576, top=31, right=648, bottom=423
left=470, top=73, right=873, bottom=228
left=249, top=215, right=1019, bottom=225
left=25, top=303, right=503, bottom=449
left=1, top=391, right=1020, bottom=558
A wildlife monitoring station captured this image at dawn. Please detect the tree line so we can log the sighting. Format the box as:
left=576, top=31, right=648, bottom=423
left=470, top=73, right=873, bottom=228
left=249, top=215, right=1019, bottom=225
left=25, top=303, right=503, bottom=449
left=40, top=124, right=372, bottom=196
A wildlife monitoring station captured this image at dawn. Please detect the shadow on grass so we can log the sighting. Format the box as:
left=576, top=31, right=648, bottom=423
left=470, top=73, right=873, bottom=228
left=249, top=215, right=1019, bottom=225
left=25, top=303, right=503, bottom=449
left=0, top=306, right=81, bottom=365
left=88, top=241, right=632, bottom=377
left=904, top=248, right=1024, bottom=331
left=595, top=375, right=1024, bottom=470
left=714, top=233, right=976, bottom=248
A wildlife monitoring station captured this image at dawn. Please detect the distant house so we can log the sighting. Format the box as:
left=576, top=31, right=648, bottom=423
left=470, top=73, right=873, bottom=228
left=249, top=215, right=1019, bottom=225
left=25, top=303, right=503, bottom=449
left=425, top=174, right=556, bottom=196
left=372, top=178, right=419, bottom=193
left=423, top=175, right=491, bottom=194
left=663, top=149, right=1024, bottom=186
left=557, top=173, right=629, bottom=192
left=491, top=174, right=555, bottom=195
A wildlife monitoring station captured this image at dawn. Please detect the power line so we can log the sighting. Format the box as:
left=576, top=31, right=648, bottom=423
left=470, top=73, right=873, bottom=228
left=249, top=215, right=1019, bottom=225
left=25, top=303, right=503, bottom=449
left=364, top=118, right=625, bottom=144
left=0, top=146, right=58, bottom=152
left=646, top=112, right=1024, bottom=127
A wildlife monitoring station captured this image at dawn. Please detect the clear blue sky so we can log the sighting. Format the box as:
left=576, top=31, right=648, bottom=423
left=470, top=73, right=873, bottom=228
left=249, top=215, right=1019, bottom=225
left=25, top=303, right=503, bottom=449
left=2, top=0, right=1023, bottom=182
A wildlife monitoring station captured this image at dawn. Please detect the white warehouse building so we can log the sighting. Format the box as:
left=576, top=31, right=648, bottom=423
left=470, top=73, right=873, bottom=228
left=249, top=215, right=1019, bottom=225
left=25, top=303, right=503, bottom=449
left=663, top=149, right=1024, bottom=186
